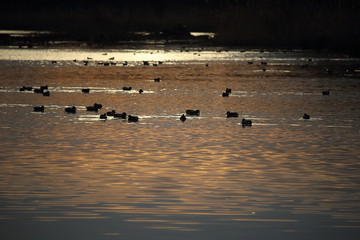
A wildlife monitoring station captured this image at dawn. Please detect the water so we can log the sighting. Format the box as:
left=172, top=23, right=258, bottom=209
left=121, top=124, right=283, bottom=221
left=0, top=47, right=360, bottom=240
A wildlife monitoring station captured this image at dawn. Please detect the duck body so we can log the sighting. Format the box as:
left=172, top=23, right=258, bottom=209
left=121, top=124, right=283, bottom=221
left=180, top=114, right=186, bottom=121
left=226, top=111, right=239, bottom=118
left=242, top=118, right=252, bottom=127
left=186, top=109, right=200, bottom=116
left=33, top=106, right=45, bottom=112
left=65, top=106, right=76, bottom=113
left=303, top=113, right=310, bottom=119
left=128, top=115, right=139, bottom=122
left=99, top=113, right=107, bottom=119
left=114, top=112, right=127, bottom=119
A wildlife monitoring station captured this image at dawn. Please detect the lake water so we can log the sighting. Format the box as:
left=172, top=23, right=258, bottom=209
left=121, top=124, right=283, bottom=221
left=0, top=47, right=360, bottom=240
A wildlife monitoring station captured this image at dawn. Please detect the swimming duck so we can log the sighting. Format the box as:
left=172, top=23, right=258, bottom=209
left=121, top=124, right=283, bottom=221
left=186, top=109, right=200, bottom=116
left=107, top=110, right=116, bottom=116
left=82, top=88, right=90, bottom=93
left=122, top=87, right=132, bottom=91
left=180, top=114, right=186, bottom=121
left=65, top=106, right=76, bottom=113
left=42, top=91, right=50, bottom=96
left=154, top=78, right=161, bottom=82
left=33, top=106, right=45, bottom=112
left=303, top=113, right=310, bottom=119
left=114, top=112, right=127, bottom=119
left=99, top=113, right=107, bottom=119
left=242, top=118, right=252, bottom=127
left=226, top=111, right=239, bottom=118
left=222, top=91, right=229, bottom=97
left=322, top=90, right=330, bottom=95
left=128, top=115, right=139, bottom=122
left=19, top=86, right=32, bottom=91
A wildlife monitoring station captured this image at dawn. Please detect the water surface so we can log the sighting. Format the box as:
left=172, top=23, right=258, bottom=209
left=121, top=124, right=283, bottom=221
left=0, top=47, right=360, bottom=240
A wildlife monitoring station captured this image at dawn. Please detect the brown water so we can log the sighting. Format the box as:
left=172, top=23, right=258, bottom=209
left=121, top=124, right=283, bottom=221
left=0, top=48, right=360, bottom=240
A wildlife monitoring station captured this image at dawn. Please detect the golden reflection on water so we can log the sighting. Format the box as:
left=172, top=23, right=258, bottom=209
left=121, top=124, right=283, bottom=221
left=0, top=58, right=360, bottom=238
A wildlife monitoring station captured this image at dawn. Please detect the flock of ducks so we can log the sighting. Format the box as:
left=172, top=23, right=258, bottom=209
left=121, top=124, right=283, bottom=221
left=22, top=74, right=331, bottom=125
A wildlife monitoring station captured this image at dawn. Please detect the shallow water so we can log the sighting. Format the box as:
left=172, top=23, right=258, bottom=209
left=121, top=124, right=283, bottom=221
left=0, top=48, right=360, bottom=240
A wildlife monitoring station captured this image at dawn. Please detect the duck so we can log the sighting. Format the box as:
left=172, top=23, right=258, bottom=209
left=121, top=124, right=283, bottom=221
left=99, top=113, right=107, bottom=119
left=86, top=106, right=99, bottom=112
left=180, top=114, right=186, bottom=121
left=225, top=88, right=232, bottom=94
left=222, top=91, right=229, bottom=97
left=93, top=103, right=102, bottom=109
left=122, top=87, right=132, bottom=91
left=65, top=106, right=76, bottom=113
left=40, top=85, right=48, bottom=90
left=82, top=88, right=90, bottom=93
left=19, top=86, right=32, bottom=91
left=33, top=88, right=44, bottom=94
left=143, top=61, right=149, bottom=66
left=33, top=106, right=45, bottom=112
left=186, top=109, right=200, bottom=116
left=242, top=118, right=252, bottom=127
left=322, top=90, right=330, bottom=95
left=139, top=89, right=144, bottom=94
left=106, top=110, right=116, bottom=116
left=303, top=113, right=310, bottom=119
left=226, top=111, right=239, bottom=118
left=42, top=91, right=50, bottom=96
left=114, top=112, right=127, bottom=119
left=154, top=77, right=161, bottom=82
left=128, top=115, right=139, bottom=122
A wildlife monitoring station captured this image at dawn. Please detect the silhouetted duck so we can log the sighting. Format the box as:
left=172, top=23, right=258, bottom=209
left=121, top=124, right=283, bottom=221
left=122, top=87, right=132, bottom=91
left=322, top=90, right=330, bottom=95
left=128, top=115, right=139, bottom=122
left=139, top=89, right=144, bottom=94
left=42, top=91, right=50, bottom=96
left=19, top=86, right=32, bottom=91
left=123, top=61, right=128, bottom=66
left=65, top=106, right=76, bottom=113
left=93, top=103, right=103, bottom=109
left=86, top=106, right=99, bottom=112
left=303, top=113, right=310, bottom=119
left=242, top=118, right=252, bottom=127
left=114, top=112, right=127, bottom=119
left=82, top=88, right=90, bottom=93
left=225, top=88, right=232, bottom=94
left=107, top=110, right=116, bottom=116
left=186, top=109, right=200, bottom=116
left=99, top=113, right=107, bottom=119
left=226, top=111, right=239, bottom=118
left=143, top=61, right=149, bottom=66
left=180, top=114, right=186, bottom=121
left=40, top=85, right=48, bottom=90
left=154, top=78, right=161, bottom=82
left=33, top=88, right=44, bottom=94
left=33, top=106, right=45, bottom=112
left=222, top=91, right=229, bottom=97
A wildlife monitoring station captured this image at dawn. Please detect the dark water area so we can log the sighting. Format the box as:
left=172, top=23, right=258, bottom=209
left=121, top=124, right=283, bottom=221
left=0, top=47, right=360, bottom=240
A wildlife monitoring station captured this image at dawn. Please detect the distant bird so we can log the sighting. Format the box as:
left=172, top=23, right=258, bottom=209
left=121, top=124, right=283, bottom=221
left=107, top=110, right=116, bottom=116
left=19, top=86, right=32, bottom=91
left=128, top=115, right=139, bottom=122
left=33, top=106, right=45, bottom=112
left=82, top=88, right=90, bottom=93
left=154, top=78, right=161, bottom=82
left=65, top=106, right=76, bottom=113
left=303, top=113, right=310, bottom=119
left=114, top=112, right=127, bottom=119
left=226, top=111, right=239, bottom=118
left=222, top=91, right=229, bottom=97
left=139, top=89, right=144, bottom=94
left=180, top=114, right=186, bottom=121
left=93, top=103, right=103, bottom=109
left=99, top=113, right=107, bottom=119
left=42, top=91, right=50, bottom=96
left=123, top=61, right=128, bottom=66
left=322, top=90, right=330, bottom=95
left=225, top=88, right=232, bottom=94
left=186, top=109, right=200, bottom=116
left=40, top=86, right=48, bottom=90
left=122, top=87, right=132, bottom=91
left=143, top=61, right=149, bottom=66
left=108, top=57, right=114, bottom=60
left=86, top=106, right=99, bottom=112
left=33, top=88, right=44, bottom=94
left=242, top=118, right=252, bottom=127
